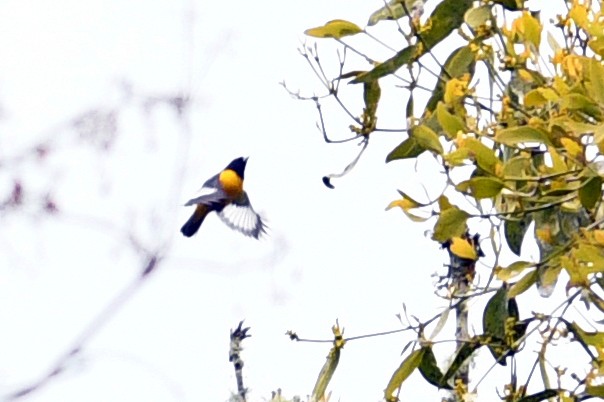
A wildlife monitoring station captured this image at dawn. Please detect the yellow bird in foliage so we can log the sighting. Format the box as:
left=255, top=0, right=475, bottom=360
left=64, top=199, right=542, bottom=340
left=180, top=157, right=266, bottom=239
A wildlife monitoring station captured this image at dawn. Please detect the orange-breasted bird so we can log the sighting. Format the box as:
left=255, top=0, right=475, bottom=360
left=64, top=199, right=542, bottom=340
left=180, top=157, right=267, bottom=239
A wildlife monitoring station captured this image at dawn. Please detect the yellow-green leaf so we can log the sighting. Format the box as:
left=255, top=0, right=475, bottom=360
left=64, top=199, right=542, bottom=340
left=524, top=87, right=559, bottom=107
left=586, top=385, right=604, bottom=398
left=368, top=0, right=420, bottom=26
left=436, top=102, right=465, bottom=139
left=561, top=93, right=603, bottom=120
left=385, top=348, right=424, bottom=402
left=588, top=59, right=604, bottom=104
left=386, top=137, right=425, bottom=162
left=456, top=176, right=504, bottom=199
left=444, top=147, right=472, bottom=166
left=570, top=321, right=604, bottom=347
left=411, top=125, right=443, bottom=155
left=363, top=79, right=381, bottom=119
left=495, top=126, right=552, bottom=147
left=304, top=20, right=363, bottom=39
left=425, top=46, right=476, bottom=112
left=509, top=269, right=538, bottom=297
left=354, top=0, right=474, bottom=84
left=464, top=5, right=492, bottom=30
left=573, top=244, right=604, bottom=273
left=311, top=324, right=345, bottom=401
left=433, top=206, right=469, bottom=243
left=496, top=261, right=535, bottom=281
left=386, top=190, right=429, bottom=222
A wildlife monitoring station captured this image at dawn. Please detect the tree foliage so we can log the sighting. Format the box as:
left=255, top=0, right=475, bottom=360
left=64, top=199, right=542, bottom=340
left=293, top=0, right=604, bottom=400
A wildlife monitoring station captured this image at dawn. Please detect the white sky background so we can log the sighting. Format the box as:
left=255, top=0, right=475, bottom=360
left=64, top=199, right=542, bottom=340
left=0, top=1, right=583, bottom=402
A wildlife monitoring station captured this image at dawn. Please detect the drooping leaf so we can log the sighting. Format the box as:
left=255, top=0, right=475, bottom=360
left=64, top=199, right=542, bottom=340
left=384, top=348, right=424, bottom=402
left=304, top=20, right=363, bottom=39
left=504, top=215, right=532, bottom=256
left=588, top=59, right=604, bottom=104
left=441, top=338, right=482, bottom=385
left=537, top=264, right=563, bottom=298
left=483, top=286, right=509, bottom=365
left=509, top=269, right=538, bottom=297
left=311, top=324, right=345, bottom=401
left=432, top=206, right=469, bottom=243
left=363, top=79, right=381, bottom=117
left=386, top=137, right=426, bottom=162
left=579, top=175, right=602, bottom=210
left=386, top=190, right=429, bottom=222
left=418, top=346, right=452, bottom=390
left=483, top=285, right=526, bottom=365
left=353, top=0, right=473, bottom=83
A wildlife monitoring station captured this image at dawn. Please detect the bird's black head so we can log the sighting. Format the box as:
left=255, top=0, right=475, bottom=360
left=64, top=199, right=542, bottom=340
left=225, top=157, right=248, bottom=179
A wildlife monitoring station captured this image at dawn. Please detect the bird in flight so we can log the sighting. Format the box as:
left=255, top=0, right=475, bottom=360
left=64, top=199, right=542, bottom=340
left=181, top=157, right=267, bottom=239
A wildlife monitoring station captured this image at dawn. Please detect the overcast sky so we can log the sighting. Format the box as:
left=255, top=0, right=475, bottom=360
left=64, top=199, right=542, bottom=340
left=0, top=1, right=580, bottom=401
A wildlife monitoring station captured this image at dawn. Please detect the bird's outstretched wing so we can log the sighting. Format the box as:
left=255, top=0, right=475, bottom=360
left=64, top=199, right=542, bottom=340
left=184, top=174, right=226, bottom=206
left=217, top=191, right=267, bottom=239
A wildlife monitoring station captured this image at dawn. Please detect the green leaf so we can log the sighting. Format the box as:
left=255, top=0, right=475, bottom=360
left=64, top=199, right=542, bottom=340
left=425, top=46, right=476, bottom=112
left=589, top=59, right=604, bottom=104
left=579, top=175, right=602, bottom=210
left=509, top=269, right=538, bottom=297
left=456, top=176, right=504, bottom=199
left=432, top=206, right=469, bottom=243
left=524, top=87, right=560, bottom=107
left=561, top=93, right=603, bottom=120
left=495, top=126, right=552, bottom=147
left=586, top=384, right=604, bottom=398
left=436, top=102, right=465, bottom=139
left=304, top=20, right=363, bottom=39
left=311, top=326, right=344, bottom=401
left=462, top=138, right=500, bottom=175
left=492, top=0, right=524, bottom=11
left=384, top=348, right=424, bottom=402
left=483, top=286, right=508, bottom=341
left=464, top=5, right=492, bottom=30
left=418, top=346, right=453, bottom=390
left=516, top=389, right=558, bottom=402
left=441, top=338, right=482, bottom=385
left=386, top=137, right=426, bottom=162
left=504, top=215, right=532, bottom=256
left=496, top=261, right=535, bottom=281
left=368, top=0, right=419, bottom=26
left=411, top=125, right=443, bottom=155
left=353, top=0, right=473, bottom=83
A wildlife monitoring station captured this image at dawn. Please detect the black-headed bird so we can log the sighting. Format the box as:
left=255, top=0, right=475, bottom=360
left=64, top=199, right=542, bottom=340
left=180, top=157, right=267, bottom=239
